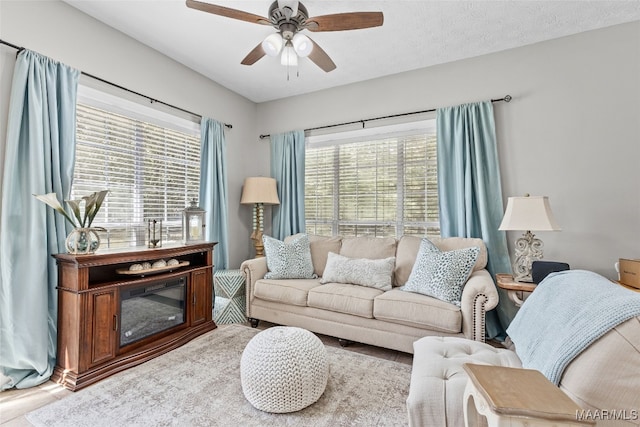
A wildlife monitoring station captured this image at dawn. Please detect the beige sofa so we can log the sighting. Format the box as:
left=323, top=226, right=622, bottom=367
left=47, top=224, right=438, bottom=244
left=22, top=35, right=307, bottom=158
left=240, top=235, right=500, bottom=354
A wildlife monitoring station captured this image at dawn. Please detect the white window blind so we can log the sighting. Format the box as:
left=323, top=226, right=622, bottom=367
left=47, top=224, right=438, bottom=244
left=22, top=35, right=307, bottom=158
left=72, top=87, right=200, bottom=248
left=305, top=120, right=439, bottom=238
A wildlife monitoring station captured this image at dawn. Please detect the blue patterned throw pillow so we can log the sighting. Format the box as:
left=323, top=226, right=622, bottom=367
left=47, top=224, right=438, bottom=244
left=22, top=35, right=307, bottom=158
left=403, top=238, right=480, bottom=306
left=263, top=234, right=317, bottom=280
left=320, top=252, right=395, bottom=291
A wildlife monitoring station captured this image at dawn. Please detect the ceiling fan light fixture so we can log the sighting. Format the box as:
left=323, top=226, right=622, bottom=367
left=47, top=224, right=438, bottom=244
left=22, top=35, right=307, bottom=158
left=281, top=44, right=298, bottom=67
left=262, top=33, right=284, bottom=57
left=187, top=1, right=383, bottom=74
left=292, top=33, right=313, bottom=57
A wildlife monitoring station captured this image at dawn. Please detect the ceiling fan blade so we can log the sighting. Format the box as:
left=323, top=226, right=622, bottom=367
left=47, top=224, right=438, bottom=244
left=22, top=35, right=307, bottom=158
left=307, top=38, right=336, bottom=72
left=305, top=12, right=383, bottom=32
left=241, top=43, right=266, bottom=66
left=186, top=0, right=271, bottom=25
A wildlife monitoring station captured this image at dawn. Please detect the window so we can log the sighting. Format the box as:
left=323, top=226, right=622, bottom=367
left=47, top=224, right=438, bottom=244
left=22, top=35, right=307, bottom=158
left=72, top=86, right=200, bottom=248
left=305, top=120, right=439, bottom=238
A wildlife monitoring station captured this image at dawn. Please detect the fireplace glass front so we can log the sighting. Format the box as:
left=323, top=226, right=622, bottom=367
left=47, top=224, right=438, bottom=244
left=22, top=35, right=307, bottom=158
left=119, top=275, right=186, bottom=347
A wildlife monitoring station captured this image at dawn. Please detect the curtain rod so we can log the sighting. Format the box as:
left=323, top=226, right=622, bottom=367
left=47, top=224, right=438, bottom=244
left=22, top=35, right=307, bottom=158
left=259, top=95, right=512, bottom=139
left=0, top=39, right=232, bottom=129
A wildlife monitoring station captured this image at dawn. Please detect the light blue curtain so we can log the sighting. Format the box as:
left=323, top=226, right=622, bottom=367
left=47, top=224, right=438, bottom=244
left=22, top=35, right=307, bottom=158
left=0, top=50, right=80, bottom=389
left=199, top=117, right=229, bottom=270
left=270, top=130, right=306, bottom=240
left=436, top=101, right=516, bottom=338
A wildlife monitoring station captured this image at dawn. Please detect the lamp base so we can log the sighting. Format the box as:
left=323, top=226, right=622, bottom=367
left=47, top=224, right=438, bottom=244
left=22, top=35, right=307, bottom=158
left=253, top=239, right=265, bottom=258
left=512, top=230, right=544, bottom=282
left=250, top=203, right=266, bottom=258
left=251, top=229, right=265, bottom=258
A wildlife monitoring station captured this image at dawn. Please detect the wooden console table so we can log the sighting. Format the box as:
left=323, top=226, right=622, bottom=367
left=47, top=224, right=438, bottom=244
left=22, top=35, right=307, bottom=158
left=52, top=242, right=217, bottom=391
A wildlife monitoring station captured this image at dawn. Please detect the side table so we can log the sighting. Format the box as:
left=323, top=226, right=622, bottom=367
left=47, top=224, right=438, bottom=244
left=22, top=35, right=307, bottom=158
left=616, top=280, right=640, bottom=293
left=462, top=363, right=595, bottom=427
left=495, top=273, right=536, bottom=307
left=213, top=269, right=247, bottom=324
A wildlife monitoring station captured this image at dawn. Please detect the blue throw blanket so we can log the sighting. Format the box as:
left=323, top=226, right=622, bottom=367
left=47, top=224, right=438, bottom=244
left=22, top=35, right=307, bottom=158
left=506, top=269, right=640, bottom=385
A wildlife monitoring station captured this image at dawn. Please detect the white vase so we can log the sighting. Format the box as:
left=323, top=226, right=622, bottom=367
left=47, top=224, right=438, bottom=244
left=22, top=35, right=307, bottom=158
left=66, top=228, right=101, bottom=254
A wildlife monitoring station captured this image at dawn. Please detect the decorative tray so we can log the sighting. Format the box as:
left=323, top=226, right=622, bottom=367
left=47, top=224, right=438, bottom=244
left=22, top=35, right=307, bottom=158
left=116, top=261, right=190, bottom=276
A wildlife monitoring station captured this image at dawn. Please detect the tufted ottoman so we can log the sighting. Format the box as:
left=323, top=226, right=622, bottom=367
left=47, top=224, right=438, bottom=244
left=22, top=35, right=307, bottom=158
left=406, top=336, right=521, bottom=427
left=240, top=326, right=329, bottom=413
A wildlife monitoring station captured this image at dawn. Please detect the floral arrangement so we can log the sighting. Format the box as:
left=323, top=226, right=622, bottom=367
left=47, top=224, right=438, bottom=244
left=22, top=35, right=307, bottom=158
left=34, top=190, right=109, bottom=229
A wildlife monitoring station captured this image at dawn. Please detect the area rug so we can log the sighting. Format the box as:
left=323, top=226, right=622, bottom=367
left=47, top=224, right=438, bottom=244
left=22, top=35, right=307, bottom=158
left=27, top=324, right=411, bottom=426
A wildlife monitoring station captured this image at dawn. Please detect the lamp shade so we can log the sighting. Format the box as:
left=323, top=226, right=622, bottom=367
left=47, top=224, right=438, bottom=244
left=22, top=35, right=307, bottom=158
left=292, top=33, right=313, bottom=57
left=280, top=44, right=298, bottom=67
left=262, top=33, right=284, bottom=57
left=240, top=177, right=280, bottom=205
left=499, top=196, right=561, bottom=231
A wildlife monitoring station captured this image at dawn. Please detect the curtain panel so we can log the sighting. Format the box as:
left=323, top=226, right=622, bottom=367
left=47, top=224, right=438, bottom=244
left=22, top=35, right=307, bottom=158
left=270, top=130, right=306, bottom=240
left=199, top=117, right=229, bottom=270
left=0, top=50, right=80, bottom=389
left=436, top=101, right=517, bottom=337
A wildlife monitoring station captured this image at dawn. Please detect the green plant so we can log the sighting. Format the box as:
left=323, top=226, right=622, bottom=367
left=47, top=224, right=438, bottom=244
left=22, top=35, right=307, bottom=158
left=34, top=190, right=109, bottom=228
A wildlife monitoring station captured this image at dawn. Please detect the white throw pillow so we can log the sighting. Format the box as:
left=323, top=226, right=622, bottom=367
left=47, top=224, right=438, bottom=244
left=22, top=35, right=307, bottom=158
left=403, top=238, right=479, bottom=306
left=320, top=252, right=395, bottom=291
left=263, top=234, right=316, bottom=280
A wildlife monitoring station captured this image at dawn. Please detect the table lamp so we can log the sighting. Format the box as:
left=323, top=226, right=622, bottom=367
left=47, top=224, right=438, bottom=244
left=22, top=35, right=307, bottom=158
left=240, top=177, right=280, bottom=257
left=499, top=195, right=561, bottom=282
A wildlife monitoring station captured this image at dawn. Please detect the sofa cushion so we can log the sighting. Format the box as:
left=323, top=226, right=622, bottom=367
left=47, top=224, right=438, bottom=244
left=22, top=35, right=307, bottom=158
left=253, top=278, right=322, bottom=306
left=395, top=235, right=488, bottom=286
left=263, top=234, right=316, bottom=280
left=320, top=252, right=395, bottom=291
left=373, top=289, right=462, bottom=333
left=340, top=236, right=397, bottom=260
left=286, top=234, right=342, bottom=277
left=307, top=283, right=384, bottom=318
left=403, top=239, right=480, bottom=306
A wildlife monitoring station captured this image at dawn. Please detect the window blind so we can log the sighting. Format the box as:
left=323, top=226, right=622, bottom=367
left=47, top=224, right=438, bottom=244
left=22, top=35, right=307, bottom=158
left=305, top=122, right=439, bottom=238
left=73, top=103, right=200, bottom=248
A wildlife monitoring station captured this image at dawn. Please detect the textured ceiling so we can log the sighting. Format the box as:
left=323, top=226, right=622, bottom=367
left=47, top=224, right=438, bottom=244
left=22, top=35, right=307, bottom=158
left=63, top=1, right=640, bottom=103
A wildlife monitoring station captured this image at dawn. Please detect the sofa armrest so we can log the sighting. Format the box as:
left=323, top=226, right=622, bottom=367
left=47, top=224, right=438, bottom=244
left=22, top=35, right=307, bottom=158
left=460, top=269, right=500, bottom=342
left=240, top=257, right=268, bottom=318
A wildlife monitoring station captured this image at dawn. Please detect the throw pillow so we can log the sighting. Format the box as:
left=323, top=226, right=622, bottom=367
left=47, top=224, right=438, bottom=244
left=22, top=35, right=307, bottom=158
left=320, top=252, right=395, bottom=291
left=285, top=234, right=342, bottom=277
left=263, top=234, right=316, bottom=280
left=403, top=238, right=480, bottom=306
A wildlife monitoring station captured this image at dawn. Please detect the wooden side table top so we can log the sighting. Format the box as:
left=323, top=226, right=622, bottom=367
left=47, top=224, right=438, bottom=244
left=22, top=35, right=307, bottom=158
left=495, top=273, right=537, bottom=292
left=616, top=280, right=640, bottom=293
left=463, top=363, right=595, bottom=424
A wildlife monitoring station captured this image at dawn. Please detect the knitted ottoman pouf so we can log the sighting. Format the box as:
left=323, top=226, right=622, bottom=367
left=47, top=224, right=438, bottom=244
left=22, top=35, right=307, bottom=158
left=240, top=326, right=329, bottom=413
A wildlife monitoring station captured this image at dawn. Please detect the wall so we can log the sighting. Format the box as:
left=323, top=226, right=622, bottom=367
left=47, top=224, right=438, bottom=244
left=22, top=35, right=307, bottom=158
left=256, top=21, right=640, bottom=279
left=0, top=0, right=263, bottom=267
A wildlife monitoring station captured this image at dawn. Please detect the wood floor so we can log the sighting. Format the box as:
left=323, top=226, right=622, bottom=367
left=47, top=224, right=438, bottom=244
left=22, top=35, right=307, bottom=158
left=0, top=321, right=413, bottom=426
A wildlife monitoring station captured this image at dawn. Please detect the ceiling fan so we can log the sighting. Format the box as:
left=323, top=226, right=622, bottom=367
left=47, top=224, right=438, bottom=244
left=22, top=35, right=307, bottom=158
left=185, top=0, right=384, bottom=72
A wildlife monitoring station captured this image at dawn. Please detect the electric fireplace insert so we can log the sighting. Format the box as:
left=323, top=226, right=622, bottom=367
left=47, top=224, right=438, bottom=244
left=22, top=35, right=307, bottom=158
left=119, top=275, right=186, bottom=347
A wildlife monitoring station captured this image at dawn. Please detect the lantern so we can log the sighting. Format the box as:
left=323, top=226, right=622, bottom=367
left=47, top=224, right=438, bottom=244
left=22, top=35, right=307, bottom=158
left=182, top=199, right=206, bottom=244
